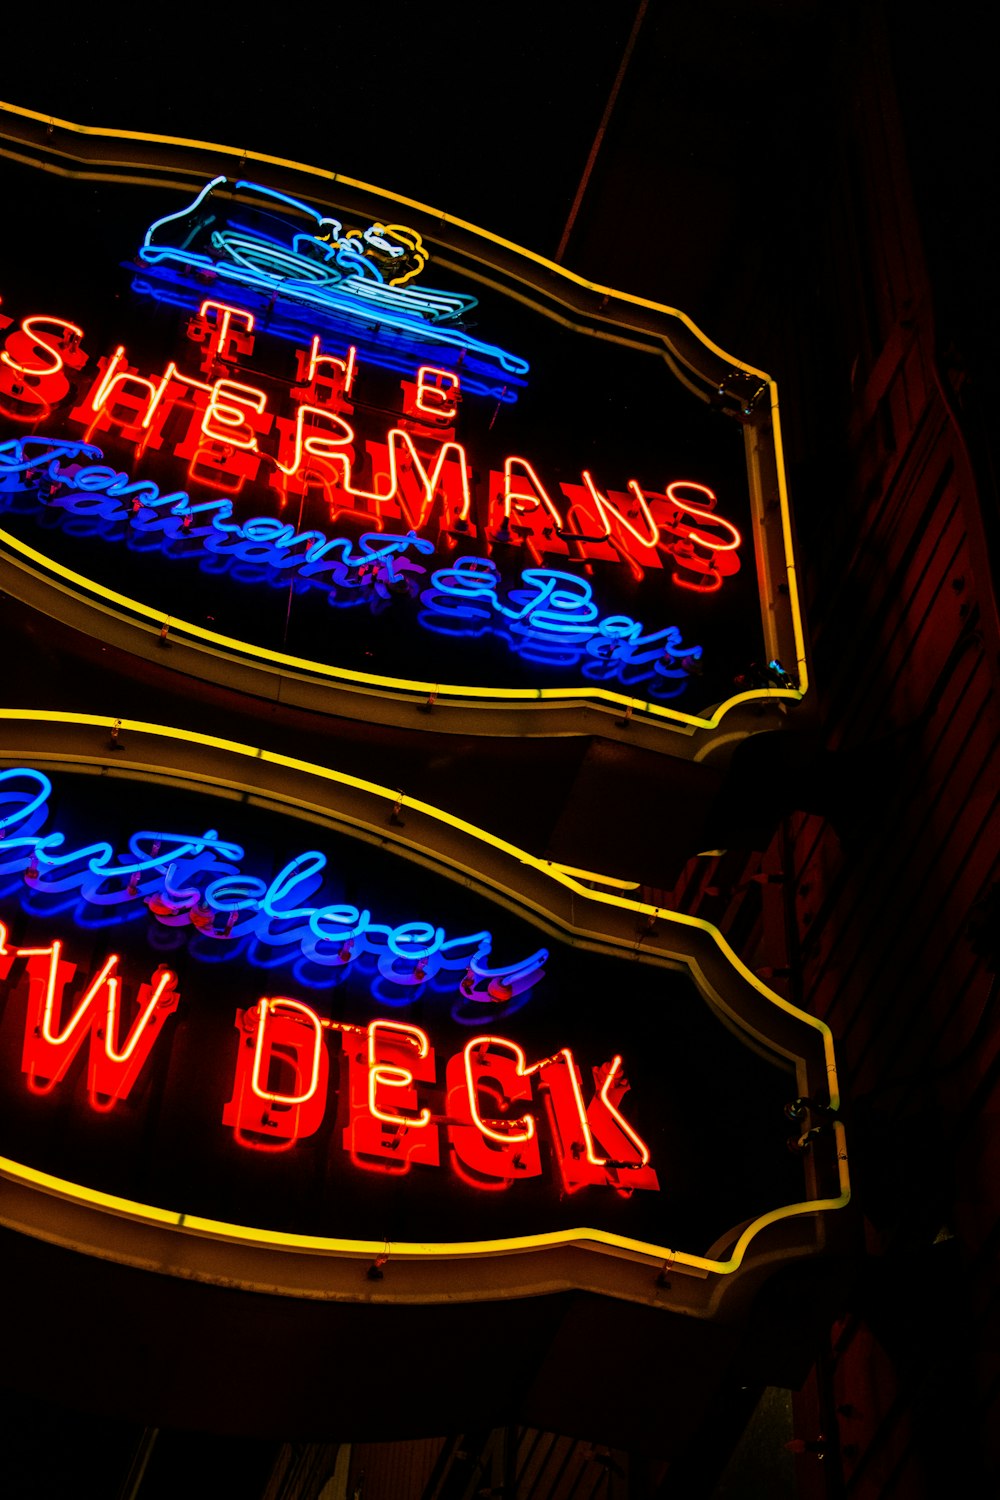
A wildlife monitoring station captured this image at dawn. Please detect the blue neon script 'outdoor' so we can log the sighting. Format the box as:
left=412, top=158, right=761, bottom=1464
left=0, top=768, right=547, bottom=1014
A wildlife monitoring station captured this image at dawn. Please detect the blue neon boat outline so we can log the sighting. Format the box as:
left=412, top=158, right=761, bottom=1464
left=137, top=176, right=530, bottom=381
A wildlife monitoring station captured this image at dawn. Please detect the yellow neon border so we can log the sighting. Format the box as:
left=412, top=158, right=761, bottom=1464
left=0, top=1143, right=850, bottom=1280
left=0, top=710, right=849, bottom=1280
left=0, top=100, right=810, bottom=720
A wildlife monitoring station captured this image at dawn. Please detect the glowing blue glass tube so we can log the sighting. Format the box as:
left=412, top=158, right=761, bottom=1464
left=0, top=769, right=548, bottom=1009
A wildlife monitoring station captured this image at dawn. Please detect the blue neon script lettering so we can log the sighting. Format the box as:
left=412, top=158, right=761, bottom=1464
left=0, top=768, right=547, bottom=1003
left=418, top=556, right=702, bottom=692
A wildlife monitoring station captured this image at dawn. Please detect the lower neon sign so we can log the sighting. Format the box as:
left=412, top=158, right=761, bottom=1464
left=2, top=924, right=657, bottom=1196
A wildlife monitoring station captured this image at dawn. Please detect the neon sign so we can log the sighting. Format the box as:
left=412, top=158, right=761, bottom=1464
left=0, top=767, right=547, bottom=1007
left=0, top=118, right=830, bottom=1319
left=0, top=717, right=845, bottom=1302
left=1, top=923, right=655, bottom=1194
left=0, top=154, right=806, bottom=738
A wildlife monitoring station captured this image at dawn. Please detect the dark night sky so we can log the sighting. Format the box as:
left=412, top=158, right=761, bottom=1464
left=0, top=7, right=639, bottom=259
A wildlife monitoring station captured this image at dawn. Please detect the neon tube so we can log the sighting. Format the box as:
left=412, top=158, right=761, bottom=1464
left=367, top=1020, right=432, bottom=1128
left=462, top=1037, right=536, bottom=1144
left=0, top=768, right=548, bottom=1004
left=250, top=997, right=324, bottom=1105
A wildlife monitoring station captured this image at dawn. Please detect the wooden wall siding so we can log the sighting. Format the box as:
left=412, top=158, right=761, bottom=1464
left=830, top=1322, right=921, bottom=1499
left=347, top=1436, right=443, bottom=1500
left=256, top=1431, right=632, bottom=1500
left=260, top=1443, right=348, bottom=1500
left=661, top=12, right=1000, bottom=1493
left=791, top=331, right=999, bottom=1083
left=789, top=225, right=999, bottom=1497
left=508, top=1431, right=629, bottom=1500
left=348, top=1430, right=631, bottom=1500
left=817, top=444, right=973, bottom=744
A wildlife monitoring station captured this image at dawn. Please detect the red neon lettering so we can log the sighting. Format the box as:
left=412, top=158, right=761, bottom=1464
left=412, top=366, right=460, bottom=423
left=1, top=315, right=85, bottom=379
left=343, top=1020, right=439, bottom=1174
left=252, top=998, right=324, bottom=1105
left=223, top=998, right=329, bottom=1151
left=2, top=922, right=660, bottom=1195
left=168, top=372, right=271, bottom=487
left=367, top=1020, right=432, bottom=1127
left=446, top=1036, right=541, bottom=1188
left=659, top=480, right=742, bottom=592
left=275, top=403, right=355, bottom=479
left=80, top=352, right=272, bottom=473
left=84, top=349, right=182, bottom=440
left=0, top=315, right=86, bottom=415
left=15, top=940, right=178, bottom=1111
left=49, top=312, right=742, bottom=580
left=368, top=430, right=473, bottom=529
left=295, top=337, right=356, bottom=399
left=202, top=378, right=268, bottom=451
left=188, top=301, right=256, bottom=369
left=502, top=456, right=565, bottom=531
left=581, top=472, right=659, bottom=550
left=277, top=417, right=472, bottom=532
left=539, top=1050, right=658, bottom=1196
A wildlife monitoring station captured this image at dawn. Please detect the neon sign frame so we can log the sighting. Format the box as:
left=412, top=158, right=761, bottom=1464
left=0, top=711, right=849, bottom=1316
left=0, top=103, right=809, bottom=758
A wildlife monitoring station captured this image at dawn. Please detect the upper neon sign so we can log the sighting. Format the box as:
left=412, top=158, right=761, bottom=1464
left=0, top=155, right=805, bottom=736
